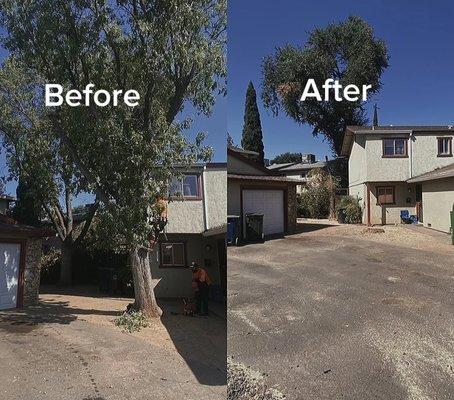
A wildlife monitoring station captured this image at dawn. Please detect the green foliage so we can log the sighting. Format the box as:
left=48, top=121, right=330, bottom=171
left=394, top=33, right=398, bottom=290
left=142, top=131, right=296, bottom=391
left=12, top=177, right=42, bottom=226
left=115, top=310, right=150, bottom=333
left=271, top=152, right=302, bottom=164
left=297, top=169, right=339, bottom=218
left=262, top=16, right=389, bottom=156
left=337, top=196, right=363, bottom=224
left=0, top=0, right=226, bottom=250
left=241, top=82, right=264, bottom=164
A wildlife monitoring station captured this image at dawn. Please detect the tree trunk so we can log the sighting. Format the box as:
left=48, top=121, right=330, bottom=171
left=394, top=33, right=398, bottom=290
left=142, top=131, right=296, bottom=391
left=59, top=243, right=73, bottom=286
left=129, top=245, right=162, bottom=318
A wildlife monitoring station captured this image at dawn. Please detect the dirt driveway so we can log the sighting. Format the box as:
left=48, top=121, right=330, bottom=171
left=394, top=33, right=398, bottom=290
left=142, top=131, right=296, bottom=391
left=228, top=221, right=454, bottom=400
left=0, top=288, right=226, bottom=400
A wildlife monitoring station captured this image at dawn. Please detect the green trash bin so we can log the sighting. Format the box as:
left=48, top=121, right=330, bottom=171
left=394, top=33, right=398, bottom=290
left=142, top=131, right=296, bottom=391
left=245, top=213, right=264, bottom=242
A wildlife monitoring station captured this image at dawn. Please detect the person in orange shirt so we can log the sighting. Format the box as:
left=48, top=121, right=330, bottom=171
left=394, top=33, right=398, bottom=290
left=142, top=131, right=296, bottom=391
left=190, top=261, right=212, bottom=316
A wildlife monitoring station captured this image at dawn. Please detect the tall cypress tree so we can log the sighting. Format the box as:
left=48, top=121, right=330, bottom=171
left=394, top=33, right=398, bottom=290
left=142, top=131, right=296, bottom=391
left=241, top=82, right=265, bottom=164
left=12, top=177, right=41, bottom=226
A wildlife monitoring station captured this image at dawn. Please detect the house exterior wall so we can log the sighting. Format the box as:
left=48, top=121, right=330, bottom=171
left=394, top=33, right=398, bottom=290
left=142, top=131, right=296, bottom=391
left=227, top=181, right=241, bottom=216
left=421, top=177, right=454, bottom=233
left=205, top=168, right=227, bottom=229
left=368, top=182, right=416, bottom=225
left=227, top=153, right=268, bottom=175
left=150, top=234, right=222, bottom=298
left=349, top=132, right=454, bottom=185
left=164, top=167, right=226, bottom=234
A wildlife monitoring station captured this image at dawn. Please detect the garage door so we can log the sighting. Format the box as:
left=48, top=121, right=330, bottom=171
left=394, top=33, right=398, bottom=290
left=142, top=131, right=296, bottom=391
left=0, top=243, right=21, bottom=310
left=242, top=189, right=285, bottom=235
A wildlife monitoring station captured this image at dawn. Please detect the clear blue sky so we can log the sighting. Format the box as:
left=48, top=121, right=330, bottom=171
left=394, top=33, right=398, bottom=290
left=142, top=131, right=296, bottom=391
left=228, top=0, right=454, bottom=161
left=0, top=29, right=226, bottom=202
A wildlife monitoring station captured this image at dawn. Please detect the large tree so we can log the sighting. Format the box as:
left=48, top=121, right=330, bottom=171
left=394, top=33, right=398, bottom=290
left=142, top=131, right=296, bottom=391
left=0, top=0, right=226, bottom=317
left=241, top=82, right=264, bottom=163
left=262, top=16, right=388, bottom=156
left=0, top=58, right=99, bottom=285
left=271, top=152, right=302, bottom=164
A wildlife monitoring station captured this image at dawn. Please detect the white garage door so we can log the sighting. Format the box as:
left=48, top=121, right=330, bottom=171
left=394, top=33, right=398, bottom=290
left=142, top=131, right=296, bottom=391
left=0, top=243, right=21, bottom=310
left=242, top=189, right=285, bottom=235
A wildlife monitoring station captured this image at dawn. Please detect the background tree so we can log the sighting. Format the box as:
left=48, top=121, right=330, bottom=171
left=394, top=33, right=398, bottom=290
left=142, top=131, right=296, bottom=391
left=241, top=82, right=265, bottom=163
left=0, top=58, right=99, bottom=285
left=262, top=16, right=389, bottom=156
left=12, top=177, right=42, bottom=226
left=0, top=0, right=226, bottom=317
left=271, top=152, right=302, bottom=164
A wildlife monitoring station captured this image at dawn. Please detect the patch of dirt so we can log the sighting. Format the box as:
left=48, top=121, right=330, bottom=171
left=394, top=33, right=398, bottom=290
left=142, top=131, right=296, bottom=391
left=297, top=219, right=454, bottom=254
left=228, top=357, right=285, bottom=400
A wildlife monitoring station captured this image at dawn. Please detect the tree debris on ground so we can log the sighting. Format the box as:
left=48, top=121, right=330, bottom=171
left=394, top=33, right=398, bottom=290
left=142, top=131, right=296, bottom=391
left=228, top=357, right=285, bottom=400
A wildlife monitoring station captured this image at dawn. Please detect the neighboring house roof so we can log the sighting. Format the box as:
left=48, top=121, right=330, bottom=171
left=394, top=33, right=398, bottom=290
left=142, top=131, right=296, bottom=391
left=267, top=163, right=296, bottom=171
left=227, top=145, right=259, bottom=157
left=407, top=162, right=454, bottom=183
left=0, top=214, right=53, bottom=238
left=227, top=146, right=274, bottom=175
left=227, top=174, right=304, bottom=184
left=0, top=194, right=16, bottom=202
left=278, top=160, right=327, bottom=172
left=341, top=125, right=454, bottom=156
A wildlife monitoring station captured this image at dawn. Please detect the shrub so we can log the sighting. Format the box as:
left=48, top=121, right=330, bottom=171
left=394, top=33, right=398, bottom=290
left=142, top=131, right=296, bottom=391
left=297, top=187, right=331, bottom=218
left=337, top=196, right=362, bottom=224
left=115, top=310, right=150, bottom=333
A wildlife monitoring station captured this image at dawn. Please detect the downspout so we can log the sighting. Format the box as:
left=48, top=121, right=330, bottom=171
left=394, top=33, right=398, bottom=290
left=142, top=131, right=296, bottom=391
left=202, top=165, right=209, bottom=231
left=409, top=132, right=414, bottom=179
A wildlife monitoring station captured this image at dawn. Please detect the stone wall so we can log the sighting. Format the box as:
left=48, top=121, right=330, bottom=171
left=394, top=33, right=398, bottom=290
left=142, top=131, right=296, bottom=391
left=287, top=184, right=297, bottom=233
left=23, top=238, right=42, bottom=306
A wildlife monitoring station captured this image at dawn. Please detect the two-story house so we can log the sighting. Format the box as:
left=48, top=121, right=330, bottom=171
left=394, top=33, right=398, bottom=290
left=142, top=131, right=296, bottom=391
left=341, top=125, right=454, bottom=233
left=150, top=163, right=227, bottom=298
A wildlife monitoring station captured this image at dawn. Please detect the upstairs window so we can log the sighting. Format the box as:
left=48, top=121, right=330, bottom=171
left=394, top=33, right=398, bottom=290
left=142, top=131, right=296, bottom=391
left=376, top=186, right=395, bottom=205
left=437, top=137, right=452, bottom=157
left=383, top=138, right=408, bottom=157
left=169, top=174, right=201, bottom=198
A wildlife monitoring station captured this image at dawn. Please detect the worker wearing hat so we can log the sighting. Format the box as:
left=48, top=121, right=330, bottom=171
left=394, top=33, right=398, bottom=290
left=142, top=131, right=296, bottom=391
left=190, top=261, right=212, bottom=316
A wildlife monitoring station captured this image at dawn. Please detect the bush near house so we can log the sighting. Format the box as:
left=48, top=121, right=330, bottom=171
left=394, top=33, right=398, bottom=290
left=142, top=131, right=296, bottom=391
left=337, top=196, right=363, bottom=224
left=297, top=168, right=339, bottom=219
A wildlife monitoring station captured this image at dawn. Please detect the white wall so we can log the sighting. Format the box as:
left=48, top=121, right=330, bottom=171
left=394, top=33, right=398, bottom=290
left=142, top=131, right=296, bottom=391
left=204, top=168, right=227, bottom=229
left=422, top=177, right=454, bottom=233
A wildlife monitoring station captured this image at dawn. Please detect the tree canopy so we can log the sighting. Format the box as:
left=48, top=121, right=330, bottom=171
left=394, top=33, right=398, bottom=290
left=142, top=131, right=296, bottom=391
left=271, top=152, right=302, bottom=164
left=241, top=82, right=264, bottom=163
left=0, top=0, right=226, bottom=316
left=262, top=16, right=388, bottom=156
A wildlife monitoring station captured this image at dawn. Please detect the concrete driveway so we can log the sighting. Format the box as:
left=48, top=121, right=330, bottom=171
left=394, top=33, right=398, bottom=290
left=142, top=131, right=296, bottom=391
left=0, top=289, right=226, bottom=400
left=228, top=222, right=454, bottom=400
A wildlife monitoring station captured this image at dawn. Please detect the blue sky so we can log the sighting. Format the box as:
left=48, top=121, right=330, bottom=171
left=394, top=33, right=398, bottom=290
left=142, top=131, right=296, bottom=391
left=228, top=0, right=454, bottom=161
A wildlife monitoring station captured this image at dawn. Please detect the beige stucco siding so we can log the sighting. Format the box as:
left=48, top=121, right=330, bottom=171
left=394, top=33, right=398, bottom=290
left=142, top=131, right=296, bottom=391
left=204, top=168, right=227, bottom=229
left=228, top=153, right=267, bottom=175
left=349, top=136, right=367, bottom=187
left=411, top=133, right=454, bottom=177
left=368, top=182, right=416, bottom=225
left=150, top=234, right=222, bottom=298
left=165, top=200, right=205, bottom=233
left=421, top=177, right=454, bottom=233
left=227, top=181, right=241, bottom=216
left=365, top=136, right=410, bottom=182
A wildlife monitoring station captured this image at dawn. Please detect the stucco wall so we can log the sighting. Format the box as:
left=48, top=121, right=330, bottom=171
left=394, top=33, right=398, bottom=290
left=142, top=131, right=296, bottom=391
left=228, top=153, right=267, bottom=175
left=421, top=177, right=454, bottom=233
left=150, top=234, right=222, bottom=298
left=23, top=238, right=42, bottom=306
left=349, top=136, right=367, bottom=187
left=349, top=132, right=454, bottom=186
left=227, top=181, right=242, bottom=216
left=368, top=182, right=416, bottom=225
left=205, top=168, right=227, bottom=229
left=165, top=200, right=205, bottom=233
left=411, top=133, right=454, bottom=176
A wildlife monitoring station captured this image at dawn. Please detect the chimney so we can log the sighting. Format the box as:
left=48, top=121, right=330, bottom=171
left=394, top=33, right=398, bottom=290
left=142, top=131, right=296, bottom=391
left=301, top=154, right=316, bottom=164
left=325, top=156, right=328, bottom=162
left=373, top=103, right=379, bottom=128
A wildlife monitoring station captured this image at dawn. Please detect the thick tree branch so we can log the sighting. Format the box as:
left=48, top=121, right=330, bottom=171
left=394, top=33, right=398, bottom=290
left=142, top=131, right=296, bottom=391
left=74, top=200, right=99, bottom=247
